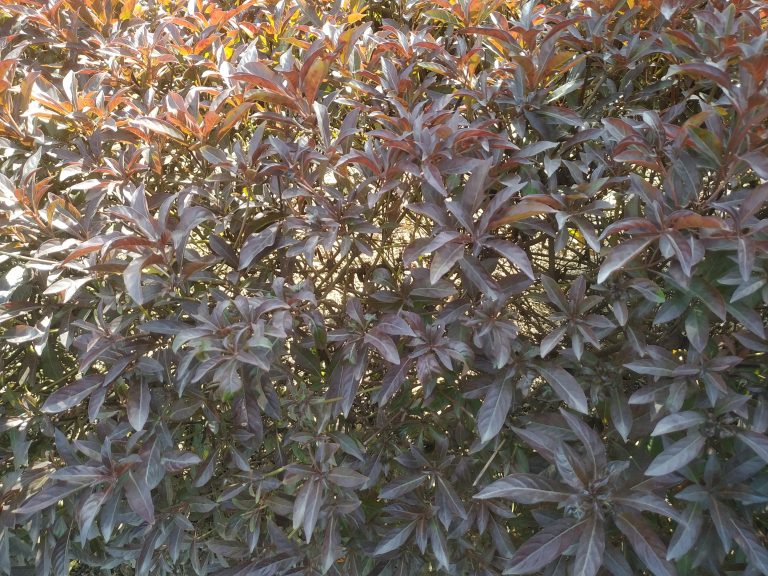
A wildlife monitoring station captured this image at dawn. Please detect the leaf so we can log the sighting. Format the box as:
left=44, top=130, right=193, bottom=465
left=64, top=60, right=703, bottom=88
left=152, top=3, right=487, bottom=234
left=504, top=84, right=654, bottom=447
left=485, top=239, right=535, bottom=280
left=730, top=517, right=768, bottom=574
left=320, top=514, right=341, bottom=573
left=560, top=409, right=606, bottom=476
left=462, top=159, right=491, bottom=214
left=540, top=326, right=567, bottom=358
left=78, top=491, right=108, bottom=545
left=612, top=493, right=681, bottom=521
left=512, top=141, right=558, bottom=159
left=429, top=520, right=450, bottom=570
left=127, top=380, right=151, bottom=431
left=364, top=329, right=400, bottom=364
left=429, top=242, right=464, bottom=285
left=327, top=467, right=367, bottom=489
left=41, top=377, right=101, bottom=413
left=239, top=224, right=278, bottom=270
left=14, top=482, right=85, bottom=515
left=741, top=151, right=768, bottom=180
left=459, top=255, right=499, bottom=299
left=435, top=475, right=467, bottom=523
left=293, top=478, right=322, bottom=543
left=572, top=515, right=604, bottom=576
left=684, top=308, right=708, bottom=352
left=403, top=231, right=459, bottom=265
left=301, top=51, right=331, bottom=103
left=162, top=451, right=202, bottom=473
left=490, top=200, right=558, bottom=228
left=477, top=378, right=514, bottom=443
left=537, top=366, right=588, bottom=414
left=504, top=518, right=584, bottom=574
left=50, top=465, right=109, bottom=484
left=2, top=324, right=40, bottom=344
left=132, top=117, right=186, bottom=141
left=609, top=388, right=633, bottom=442
left=614, top=513, right=676, bottom=576
left=645, top=432, right=705, bottom=476
left=623, top=360, right=675, bottom=377
left=379, top=474, right=427, bottom=499
left=667, top=503, right=703, bottom=560
left=738, top=430, right=768, bottom=463
left=474, top=474, right=571, bottom=503
left=540, top=275, right=569, bottom=312
left=123, top=255, right=147, bottom=305
left=597, top=239, right=651, bottom=284
left=373, top=521, right=416, bottom=556
left=377, top=359, right=412, bottom=406
left=651, top=411, right=706, bottom=436
left=139, top=319, right=186, bottom=335
left=125, top=470, right=155, bottom=524
left=667, top=63, right=732, bottom=89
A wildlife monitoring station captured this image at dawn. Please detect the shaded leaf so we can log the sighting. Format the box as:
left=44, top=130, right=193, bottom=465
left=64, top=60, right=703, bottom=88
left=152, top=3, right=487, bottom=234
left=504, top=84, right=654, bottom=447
left=537, top=366, right=588, bottom=414
left=645, top=432, right=705, bottom=476
left=504, top=518, right=583, bottom=574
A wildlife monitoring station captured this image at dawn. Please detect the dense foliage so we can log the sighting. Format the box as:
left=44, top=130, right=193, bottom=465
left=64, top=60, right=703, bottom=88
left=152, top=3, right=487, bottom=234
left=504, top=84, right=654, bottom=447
left=1, top=0, right=768, bottom=574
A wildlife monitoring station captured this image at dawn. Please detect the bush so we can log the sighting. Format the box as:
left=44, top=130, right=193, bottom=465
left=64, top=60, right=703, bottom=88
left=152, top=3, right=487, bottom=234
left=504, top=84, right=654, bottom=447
left=1, top=0, right=767, bottom=574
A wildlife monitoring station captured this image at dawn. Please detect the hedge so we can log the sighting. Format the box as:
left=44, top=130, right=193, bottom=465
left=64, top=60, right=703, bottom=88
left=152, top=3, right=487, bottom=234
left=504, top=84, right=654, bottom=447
left=1, top=1, right=767, bottom=575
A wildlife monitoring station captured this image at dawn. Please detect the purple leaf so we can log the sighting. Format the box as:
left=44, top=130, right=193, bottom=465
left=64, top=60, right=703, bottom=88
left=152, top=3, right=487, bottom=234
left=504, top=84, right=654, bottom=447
left=645, top=432, right=705, bottom=476
left=239, top=224, right=278, bottom=270
left=162, top=451, right=202, bottom=473
left=127, top=380, right=151, bottom=432
left=537, top=366, right=588, bottom=414
left=558, top=410, right=605, bottom=481
left=667, top=503, right=703, bottom=560
left=373, top=521, right=416, bottom=556
left=504, top=518, right=584, bottom=574
left=41, top=376, right=101, bottom=414
left=380, top=474, right=427, bottom=499
left=651, top=411, right=706, bottom=437
left=125, top=470, right=155, bottom=524
left=572, top=515, right=604, bottom=576
left=459, top=255, right=499, bottom=299
left=77, top=491, right=108, bottom=545
left=730, top=517, right=768, bottom=573
left=327, top=467, right=367, bottom=489
left=364, top=329, right=400, bottom=364
left=377, top=359, right=412, bottom=406
left=429, top=242, right=464, bottom=285
left=486, top=239, right=535, bottom=280
left=737, top=430, right=768, bottom=463
left=474, top=474, right=570, bottom=504
left=614, top=512, right=676, bottom=576
left=14, top=482, right=86, bottom=515
left=477, top=378, right=514, bottom=443
left=597, top=239, right=652, bottom=284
